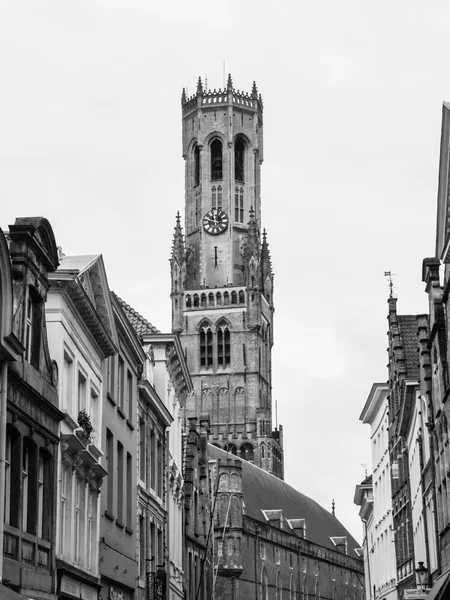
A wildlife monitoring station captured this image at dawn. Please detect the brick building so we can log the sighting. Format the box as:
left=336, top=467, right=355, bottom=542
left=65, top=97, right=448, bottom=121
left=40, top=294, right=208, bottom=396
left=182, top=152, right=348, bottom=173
left=170, top=75, right=282, bottom=478
left=209, top=445, right=364, bottom=600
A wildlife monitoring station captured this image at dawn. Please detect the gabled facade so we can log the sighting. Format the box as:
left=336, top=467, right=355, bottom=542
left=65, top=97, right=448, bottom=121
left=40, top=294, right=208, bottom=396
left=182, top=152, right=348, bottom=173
left=386, top=299, right=419, bottom=595
left=2, top=218, right=64, bottom=599
left=119, top=299, right=192, bottom=600
left=356, top=382, right=396, bottom=600
left=46, top=254, right=116, bottom=600
left=171, top=76, right=283, bottom=478
left=98, top=293, right=145, bottom=600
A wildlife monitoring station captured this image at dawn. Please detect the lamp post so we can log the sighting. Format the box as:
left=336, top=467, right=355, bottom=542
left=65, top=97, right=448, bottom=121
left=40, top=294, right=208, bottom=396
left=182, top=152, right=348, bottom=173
left=415, top=562, right=429, bottom=593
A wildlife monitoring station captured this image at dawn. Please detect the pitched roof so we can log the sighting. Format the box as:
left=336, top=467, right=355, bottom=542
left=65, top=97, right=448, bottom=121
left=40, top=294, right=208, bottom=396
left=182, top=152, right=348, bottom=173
left=398, top=315, right=419, bottom=378
left=208, top=444, right=361, bottom=556
left=115, top=296, right=160, bottom=337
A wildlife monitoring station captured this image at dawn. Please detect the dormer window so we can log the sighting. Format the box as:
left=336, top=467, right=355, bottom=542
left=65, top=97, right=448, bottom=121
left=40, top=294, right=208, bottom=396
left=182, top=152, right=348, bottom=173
left=235, top=138, right=245, bottom=182
left=211, top=139, right=223, bottom=180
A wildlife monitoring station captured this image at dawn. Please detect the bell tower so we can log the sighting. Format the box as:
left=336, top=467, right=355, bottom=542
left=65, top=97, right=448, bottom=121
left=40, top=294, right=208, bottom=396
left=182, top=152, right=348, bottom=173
left=171, top=75, right=283, bottom=478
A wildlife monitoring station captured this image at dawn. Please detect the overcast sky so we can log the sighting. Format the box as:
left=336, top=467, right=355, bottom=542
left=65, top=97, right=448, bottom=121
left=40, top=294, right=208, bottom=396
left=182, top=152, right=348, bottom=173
left=2, top=0, right=449, bottom=541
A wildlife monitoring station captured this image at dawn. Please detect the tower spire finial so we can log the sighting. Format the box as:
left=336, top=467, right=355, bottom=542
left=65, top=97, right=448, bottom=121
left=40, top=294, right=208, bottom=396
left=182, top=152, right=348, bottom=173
left=252, top=81, right=258, bottom=99
left=384, top=271, right=396, bottom=299
left=197, top=76, right=203, bottom=94
left=332, top=499, right=335, bottom=516
left=171, top=211, right=185, bottom=263
left=227, top=73, right=233, bottom=92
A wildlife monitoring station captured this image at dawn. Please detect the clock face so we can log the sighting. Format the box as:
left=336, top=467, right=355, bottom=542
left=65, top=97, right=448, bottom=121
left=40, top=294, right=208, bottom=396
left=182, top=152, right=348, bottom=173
left=203, top=209, right=228, bottom=235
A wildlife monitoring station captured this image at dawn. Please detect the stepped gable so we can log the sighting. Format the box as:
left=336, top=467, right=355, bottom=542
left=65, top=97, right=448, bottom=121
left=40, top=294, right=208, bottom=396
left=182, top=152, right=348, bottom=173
left=208, top=444, right=361, bottom=556
left=397, top=315, right=420, bottom=378
left=115, top=295, right=160, bottom=337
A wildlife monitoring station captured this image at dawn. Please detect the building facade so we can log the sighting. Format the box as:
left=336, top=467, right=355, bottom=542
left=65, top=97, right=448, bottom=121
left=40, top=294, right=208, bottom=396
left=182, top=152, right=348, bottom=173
left=46, top=254, right=115, bottom=600
left=2, top=218, right=64, bottom=599
left=355, top=383, right=397, bottom=600
left=170, top=75, right=283, bottom=478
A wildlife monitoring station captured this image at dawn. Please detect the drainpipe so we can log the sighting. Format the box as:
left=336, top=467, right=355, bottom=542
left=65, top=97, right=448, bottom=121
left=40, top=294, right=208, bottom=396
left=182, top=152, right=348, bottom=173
left=0, top=361, right=8, bottom=584
left=417, top=429, right=431, bottom=577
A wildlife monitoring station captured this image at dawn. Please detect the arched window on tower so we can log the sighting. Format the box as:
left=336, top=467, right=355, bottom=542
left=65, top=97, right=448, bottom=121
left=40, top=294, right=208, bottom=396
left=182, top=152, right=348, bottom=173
left=211, top=139, right=223, bottom=181
left=193, top=144, right=200, bottom=187
left=223, top=443, right=238, bottom=456
left=240, top=443, right=254, bottom=462
left=235, top=187, right=244, bottom=223
left=199, top=322, right=213, bottom=368
left=217, top=321, right=230, bottom=367
left=235, top=138, right=245, bottom=182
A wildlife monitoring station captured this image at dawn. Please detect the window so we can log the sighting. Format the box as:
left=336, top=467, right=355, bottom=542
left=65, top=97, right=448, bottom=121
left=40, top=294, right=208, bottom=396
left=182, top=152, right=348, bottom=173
left=211, top=139, right=223, bottom=180
left=118, top=357, right=125, bottom=412
left=60, top=466, right=68, bottom=554
left=126, top=452, right=132, bottom=528
left=200, top=323, right=213, bottom=368
left=37, top=454, right=44, bottom=538
left=235, top=138, right=245, bottom=182
left=212, top=185, right=223, bottom=210
left=139, top=420, right=146, bottom=482
left=261, top=567, right=268, bottom=600
left=139, top=515, right=146, bottom=579
left=217, top=323, right=230, bottom=366
left=63, top=350, right=74, bottom=412
left=25, top=288, right=40, bottom=368
left=150, top=428, right=156, bottom=490
left=195, top=189, right=200, bottom=227
left=87, top=490, right=94, bottom=570
left=194, top=144, right=200, bottom=186
left=74, top=477, right=82, bottom=563
left=77, top=370, right=87, bottom=414
left=157, top=437, right=163, bottom=498
left=22, top=442, right=37, bottom=533
left=158, top=527, right=163, bottom=566
left=240, top=443, right=254, bottom=461
left=234, top=187, right=244, bottom=223
left=90, top=385, right=99, bottom=439
left=127, top=370, right=133, bottom=421
left=108, top=356, right=115, bottom=399
left=117, top=442, right=124, bottom=523
left=276, top=571, right=282, bottom=600
left=106, top=429, right=114, bottom=514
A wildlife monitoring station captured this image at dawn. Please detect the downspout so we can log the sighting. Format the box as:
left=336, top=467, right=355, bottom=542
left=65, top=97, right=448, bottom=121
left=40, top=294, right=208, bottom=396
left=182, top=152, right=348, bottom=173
left=0, top=361, right=8, bottom=584
left=427, top=426, right=442, bottom=575
left=254, top=527, right=260, bottom=600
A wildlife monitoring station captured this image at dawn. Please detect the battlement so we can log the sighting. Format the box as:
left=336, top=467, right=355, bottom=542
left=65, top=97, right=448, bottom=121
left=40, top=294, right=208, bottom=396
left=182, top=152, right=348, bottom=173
left=182, top=75, right=263, bottom=115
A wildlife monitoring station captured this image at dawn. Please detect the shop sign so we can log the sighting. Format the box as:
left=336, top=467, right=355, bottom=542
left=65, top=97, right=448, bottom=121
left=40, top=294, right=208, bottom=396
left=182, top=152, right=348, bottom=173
left=404, top=589, right=429, bottom=599
left=60, top=574, right=97, bottom=600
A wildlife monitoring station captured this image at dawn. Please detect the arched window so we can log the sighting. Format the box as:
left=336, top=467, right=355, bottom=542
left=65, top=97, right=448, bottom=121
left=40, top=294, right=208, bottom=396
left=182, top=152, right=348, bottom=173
left=195, top=188, right=200, bottom=227
left=193, top=144, right=200, bottom=186
left=223, top=292, right=230, bottom=306
left=238, top=290, right=245, bottom=304
left=261, top=567, right=268, bottom=600
left=223, top=443, right=238, bottom=456
left=240, top=443, right=254, bottom=462
left=315, top=580, right=320, bottom=600
left=208, top=293, right=214, bottom=307
left=211, top=139, right=223, bottom=180
left=186, top=295, right=192, bottom=308
left=199, top=323, right=213, bottom=368
left=290, top=575, right=296, bottom=600
left=235, top=187, right=244, bottom=223
left=260, top=443, right=265, bottom=459
left=201, top=293, right=207, bottom=308
left=216, top=292, right=222, bottom=306
left=276, top=571, right=282, bottom=600
left=302, top=578, right=308, bottom=600
left=231, top=291, right=237, bottom=305
left=235, top=138, right=245, bottom=182
left=193, top=294, right=199, bottom=308
left=212, top=186, right=217, bottom=209
left=217, top=322, right=230, bottom=366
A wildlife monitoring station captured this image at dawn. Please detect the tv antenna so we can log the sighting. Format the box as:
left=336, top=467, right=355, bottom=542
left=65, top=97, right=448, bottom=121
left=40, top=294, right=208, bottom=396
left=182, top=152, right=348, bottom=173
left=361, top=463, right=368, bottom=477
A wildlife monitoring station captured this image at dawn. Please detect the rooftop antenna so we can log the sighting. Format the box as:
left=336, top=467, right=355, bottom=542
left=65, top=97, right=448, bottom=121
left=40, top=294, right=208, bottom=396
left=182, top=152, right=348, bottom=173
left=361, top=463, right=368, bottom=477
left=384, top=271, right=396, bottom=299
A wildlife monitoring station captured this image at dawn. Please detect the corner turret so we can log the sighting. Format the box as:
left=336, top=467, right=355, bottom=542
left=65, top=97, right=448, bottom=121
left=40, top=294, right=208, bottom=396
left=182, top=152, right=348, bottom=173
left=170, top=212, right=186, bottom=333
